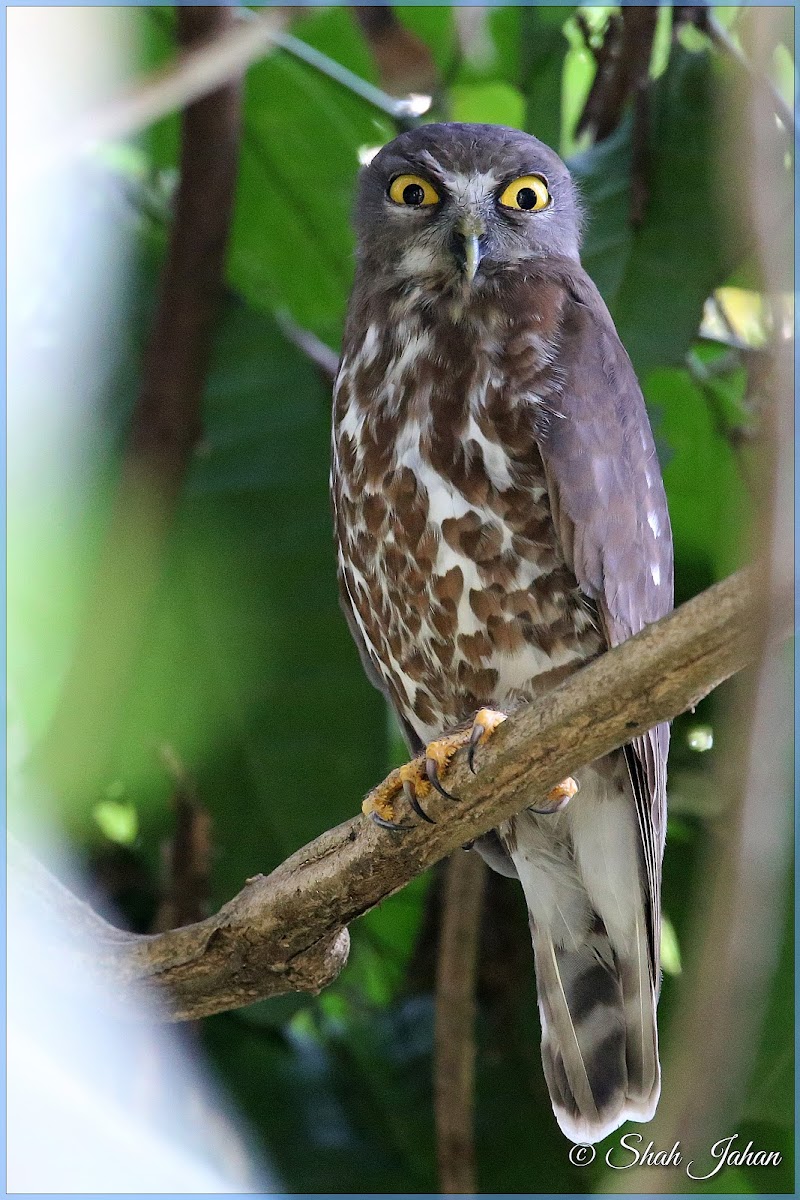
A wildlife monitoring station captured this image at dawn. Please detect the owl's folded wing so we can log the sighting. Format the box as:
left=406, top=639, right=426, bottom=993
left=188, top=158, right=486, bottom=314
left=540, top=264, right=674, bottom=984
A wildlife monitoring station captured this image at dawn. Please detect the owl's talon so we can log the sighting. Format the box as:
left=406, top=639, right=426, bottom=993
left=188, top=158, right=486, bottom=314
left=467, top=707, right=508, bottom=775
left=362, top=709, right=508, bottom=828
left=467, top=723, right=484, bottom=774
left=425, top=756, right=458, bottom=801
left=370, top=811, right=414, bottom=831
left=530, top=775, right=579, bottom=815
left=403, top=777, right=436, bottom=823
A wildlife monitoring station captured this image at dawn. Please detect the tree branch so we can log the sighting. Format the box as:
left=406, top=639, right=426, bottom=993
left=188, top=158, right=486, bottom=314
left=15, top=566, right=789, bottom=1023
left=577, top=7, right=657, bottom=142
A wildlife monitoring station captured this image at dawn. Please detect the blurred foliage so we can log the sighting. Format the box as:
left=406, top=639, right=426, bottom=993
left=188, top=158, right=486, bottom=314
left=8, top=4, right=794, bottom=1194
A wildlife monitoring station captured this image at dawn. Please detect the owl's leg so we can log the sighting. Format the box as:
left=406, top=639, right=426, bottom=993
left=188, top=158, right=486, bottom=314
left=362, top=760, right=438, bottom=828
left=465, top=708, right=578, bottom=813
left=362, top=707, right=577, bottom=828
left=361, top=715, right=506, bottom=827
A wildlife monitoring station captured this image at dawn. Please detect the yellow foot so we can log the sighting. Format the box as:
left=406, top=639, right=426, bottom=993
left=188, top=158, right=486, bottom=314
left=466, top=707, right=508, bottom=774
left=361, top=708, right=508, bottom=830
left=530, top=775, right=579, bottom=815
left=361, top=759, right=434, bottom=828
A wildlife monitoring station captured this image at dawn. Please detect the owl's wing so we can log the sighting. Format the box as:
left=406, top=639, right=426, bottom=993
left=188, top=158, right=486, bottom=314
left=541, top=267, right=674, bottom=982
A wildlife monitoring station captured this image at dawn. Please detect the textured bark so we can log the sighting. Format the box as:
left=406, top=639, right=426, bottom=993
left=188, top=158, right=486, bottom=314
left=13, top=567, right=786, bottom=1022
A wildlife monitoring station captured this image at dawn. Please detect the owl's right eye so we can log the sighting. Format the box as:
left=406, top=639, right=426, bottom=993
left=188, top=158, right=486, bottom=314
left=388, top=174, right=440, bottom=207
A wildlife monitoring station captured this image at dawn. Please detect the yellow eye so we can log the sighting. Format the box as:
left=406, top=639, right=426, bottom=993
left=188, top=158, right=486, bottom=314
left=388, top=174, right=440, bottom=207
left=498, top=175, right=550, bottom=212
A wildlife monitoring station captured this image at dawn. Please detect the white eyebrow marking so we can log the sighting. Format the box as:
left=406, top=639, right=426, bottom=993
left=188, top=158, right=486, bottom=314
left=437, top=168, right=499, bottom=207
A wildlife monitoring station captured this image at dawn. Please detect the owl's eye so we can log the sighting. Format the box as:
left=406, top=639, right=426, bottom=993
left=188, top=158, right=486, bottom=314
left=498, top=175, right=550, bottom=212
left=388, top=174, right=440, bottom=207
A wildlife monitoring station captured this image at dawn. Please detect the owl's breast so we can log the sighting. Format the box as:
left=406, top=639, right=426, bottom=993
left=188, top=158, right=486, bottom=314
left=333, top=316, right=602, bottom=742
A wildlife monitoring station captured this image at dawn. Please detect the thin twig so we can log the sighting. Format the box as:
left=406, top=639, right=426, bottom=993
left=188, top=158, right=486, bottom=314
left=31, top=6, right=242, bottom=812
left=15, top=567, right=791, bottom=1023
left=30, top=6, right=429, bottom=181
left=435, top=850, right=486, bottom=1196
left=577, top=8, right=657, bottom=142
left=262, top=23, right=432, bottom=126
left=26, top=10, right=279, bottom=180
left=352, top=5, right=439, bottom=98
left=575, top=12, right=624, bottom=139
left=275, top=310, right=340, bottom=384
left=575, top=6, right=658, bottom=224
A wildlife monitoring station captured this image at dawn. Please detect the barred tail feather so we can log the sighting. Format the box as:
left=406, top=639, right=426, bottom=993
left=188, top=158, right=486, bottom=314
left=504, top=766, right=661, bottom=1145
left=618, top=911, right=660, bottom=1121
left=531, top=925, right=659, bottom=1145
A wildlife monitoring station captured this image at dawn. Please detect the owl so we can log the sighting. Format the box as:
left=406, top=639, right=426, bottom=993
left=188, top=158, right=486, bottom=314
left=330, top=123, right=673, bottom=1145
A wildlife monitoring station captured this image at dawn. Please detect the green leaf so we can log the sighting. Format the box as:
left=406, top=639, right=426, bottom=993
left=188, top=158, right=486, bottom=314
left=92, top=798, right=139, bottom=846
left=573, top=46, right=735, bottom=375
left=517, top=5, right=575, bottom=150
left=450, top=81, right=526, bottom=128
left=660, top=913, right=682, bottom=975
left=644, top=365, right=750, bottom=597
left=228, top=7, right=394, bottom=343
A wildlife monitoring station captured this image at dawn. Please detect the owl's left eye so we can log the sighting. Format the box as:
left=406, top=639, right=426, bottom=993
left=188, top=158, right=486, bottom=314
left=498, top=175, right=550, bottom=212
left=388, top=174, right=440, bottom=207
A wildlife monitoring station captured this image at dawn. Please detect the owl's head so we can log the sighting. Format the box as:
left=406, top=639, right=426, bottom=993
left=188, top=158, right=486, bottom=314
left=354, top=123, right=583, bottom=297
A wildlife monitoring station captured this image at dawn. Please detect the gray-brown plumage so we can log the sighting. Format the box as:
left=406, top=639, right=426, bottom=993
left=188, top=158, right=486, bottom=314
left=331, top=123, right=673, bottom=1144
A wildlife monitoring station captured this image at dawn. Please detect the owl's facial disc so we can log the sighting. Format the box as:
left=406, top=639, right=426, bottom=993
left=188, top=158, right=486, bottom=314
left=355, top=125, right=583, bottom=296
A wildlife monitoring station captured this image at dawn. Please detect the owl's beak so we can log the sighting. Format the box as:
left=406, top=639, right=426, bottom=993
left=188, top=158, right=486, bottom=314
left=452, top=215, right=485, bottom=283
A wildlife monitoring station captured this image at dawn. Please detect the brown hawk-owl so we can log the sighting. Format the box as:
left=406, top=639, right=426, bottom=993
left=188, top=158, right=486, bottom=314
left=331, top=123, right=673, bottom=1145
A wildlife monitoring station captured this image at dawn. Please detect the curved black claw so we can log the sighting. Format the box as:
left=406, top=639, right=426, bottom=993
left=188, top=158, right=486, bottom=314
left=403, top=779, right=436, bottom=823
left=370, top=811, right=414, bottom=831
left=467, top=723, right=484, bottom=775
left=528, top=793, right=573, bottom=817
left=425, top=757, right=458, bottom=801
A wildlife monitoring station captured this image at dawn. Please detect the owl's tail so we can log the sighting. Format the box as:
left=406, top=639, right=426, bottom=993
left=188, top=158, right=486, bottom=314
left=506, top=776, right=660, bottom=1146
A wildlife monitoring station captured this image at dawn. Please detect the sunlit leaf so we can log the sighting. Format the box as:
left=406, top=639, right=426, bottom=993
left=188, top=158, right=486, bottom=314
left=92, top=798, right=139, bottom=846
left=660, top=914, right=682, bottom=975
left=450, top=80, right=526, bottom=128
